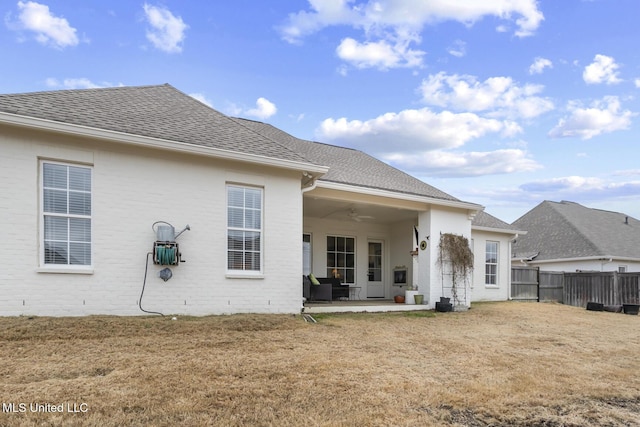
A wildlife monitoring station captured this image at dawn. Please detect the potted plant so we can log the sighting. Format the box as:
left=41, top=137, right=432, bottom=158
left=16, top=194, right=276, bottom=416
left=394, top=295, right=405, bottom=303
left=405, top=284, right=419, bottom=305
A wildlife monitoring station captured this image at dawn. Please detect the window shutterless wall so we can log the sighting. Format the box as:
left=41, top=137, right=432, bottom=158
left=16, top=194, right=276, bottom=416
left=1, top=126, right=306, bottom=315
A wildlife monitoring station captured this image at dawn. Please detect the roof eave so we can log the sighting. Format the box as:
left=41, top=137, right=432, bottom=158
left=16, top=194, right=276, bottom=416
left=0, top=111, right=330, bottom=175
left=316, top=180, right=483, bottom=211
left=472, top=225, right=528, bottom=235
left=519, top=255, right=640, bottom=264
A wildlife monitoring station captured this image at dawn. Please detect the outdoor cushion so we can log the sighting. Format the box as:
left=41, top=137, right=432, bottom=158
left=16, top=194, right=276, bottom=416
left=309, top=274, right=321, bottom=285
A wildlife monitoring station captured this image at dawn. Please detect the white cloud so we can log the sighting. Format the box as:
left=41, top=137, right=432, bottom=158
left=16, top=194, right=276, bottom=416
left=447, top=40, right=466, bottom=58
left=143, top=3, right=188, bottom=53
left=45, top=78, right=112, bottom=89
left=12, top=1, right=79, bottom=48
left=548, top=96, right=635, bottom=140
left=281, top=0, right=543, bottom=42
left=583, top=54, right=622, bottom=85
left=384, top=149, right=541, bottom=177
left=529, top=57, right=552, bottom=74
left=279, top=0, right=543, bottom=69
left=189, top=93, right=213, bottom=108
left=317, top=107, right=521, bottom=153
left=246, top=98, right=277, bottom=119
left=520, top=176, right=640, bottom=200
left=521, top=175, right=604, bottom=192
left=278, top=0, right=355, bottom=44
left=635, top=78, right=640, bottom=88
left=419, top=72, right=554, bottom=119
left=336, top=37, right=424, bottom=69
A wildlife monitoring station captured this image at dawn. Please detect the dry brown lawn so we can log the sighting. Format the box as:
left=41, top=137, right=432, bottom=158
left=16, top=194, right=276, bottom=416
left=0, top=302, right=639, bottom=426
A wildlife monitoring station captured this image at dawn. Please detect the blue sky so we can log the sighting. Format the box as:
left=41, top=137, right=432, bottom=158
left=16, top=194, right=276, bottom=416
left=2, top=0, right=639, bottom=223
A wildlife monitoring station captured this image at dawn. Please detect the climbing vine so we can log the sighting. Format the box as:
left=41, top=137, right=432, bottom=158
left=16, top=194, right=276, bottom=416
left=437, top=233, right=474, bottom=305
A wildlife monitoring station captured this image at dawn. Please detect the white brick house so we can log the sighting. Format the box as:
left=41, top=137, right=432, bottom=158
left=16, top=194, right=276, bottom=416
left=0, top=84, right=518, bottom=316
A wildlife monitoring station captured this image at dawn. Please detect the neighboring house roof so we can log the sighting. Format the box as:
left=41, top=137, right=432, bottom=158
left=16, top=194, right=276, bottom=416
left=235, top=118, right=463, bottom=202
left=0, top=84, right=323, bottom=170
left=472, top=210, right=525, bottom=235
left=511, top=200, right=640, bottom=262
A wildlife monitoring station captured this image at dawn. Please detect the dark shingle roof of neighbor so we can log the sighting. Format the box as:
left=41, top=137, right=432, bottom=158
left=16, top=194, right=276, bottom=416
left=512, top=200, right=640, bottom=261
left=235, top=118, right=461, bottom=202
left=0, top=84, right=313, bottom=164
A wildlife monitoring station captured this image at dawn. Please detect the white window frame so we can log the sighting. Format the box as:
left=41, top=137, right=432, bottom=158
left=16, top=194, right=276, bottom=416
left=39, top=160, right=93, bottom=273
left=326, top=235, right=356, bottom=284
left=303, top=233, right=312, bottom=276
left=226, top=184, right=264, bottom=276
left=485, top=241, right=499, bottom=286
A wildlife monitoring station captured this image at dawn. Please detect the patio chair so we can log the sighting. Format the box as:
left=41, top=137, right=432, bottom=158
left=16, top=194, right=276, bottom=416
left=303, top=275, right=332, bottom=302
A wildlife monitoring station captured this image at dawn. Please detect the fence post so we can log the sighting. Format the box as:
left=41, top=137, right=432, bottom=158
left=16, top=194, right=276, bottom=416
left=613, top=271, right=619, bottom=305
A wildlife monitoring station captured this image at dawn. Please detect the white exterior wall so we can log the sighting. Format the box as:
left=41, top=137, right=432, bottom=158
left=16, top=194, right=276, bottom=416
left=419, top=207, right=473, bottom=308
left=0, top=126, right=304, bottom=316
left=470, top=230, right=512, bottom=302
left=389, top=220, right=416, bottom=296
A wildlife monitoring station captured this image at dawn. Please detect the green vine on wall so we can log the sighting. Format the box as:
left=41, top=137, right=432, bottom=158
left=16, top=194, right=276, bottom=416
left=437, top=233, right=474, bottom=305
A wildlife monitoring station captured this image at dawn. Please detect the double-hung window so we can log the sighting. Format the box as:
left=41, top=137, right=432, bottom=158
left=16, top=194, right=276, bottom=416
left=485, top=241, right=498, bottom=285
left=41, top=162, right=92, bottom=267
left=227, top=185, right=263, bottom=273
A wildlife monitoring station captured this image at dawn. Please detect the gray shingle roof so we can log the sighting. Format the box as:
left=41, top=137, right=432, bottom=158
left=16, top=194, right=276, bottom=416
left=235, top=118, right=461, bottom=202
left=512, top=200, right=640, bottom=260
left=0, top=84, right=480, bottom=205
left=0, top=84, right=314, bottom=164
left=472, top=210, right=521, bottom=232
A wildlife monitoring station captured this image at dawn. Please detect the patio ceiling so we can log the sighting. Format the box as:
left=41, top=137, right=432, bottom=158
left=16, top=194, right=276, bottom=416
left=303, top=196, right=419, bottom=224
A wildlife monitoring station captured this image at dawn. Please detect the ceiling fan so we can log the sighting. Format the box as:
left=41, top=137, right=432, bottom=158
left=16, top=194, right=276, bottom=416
left=347, top=209, right=375, bottom=222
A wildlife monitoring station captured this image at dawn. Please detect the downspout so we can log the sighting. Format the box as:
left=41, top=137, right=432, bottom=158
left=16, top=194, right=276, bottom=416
left=508, top=234, right=519, bottom=301
left=301, top=172, right=318, bottom=193
left=600, top=257, right=613, bottom=272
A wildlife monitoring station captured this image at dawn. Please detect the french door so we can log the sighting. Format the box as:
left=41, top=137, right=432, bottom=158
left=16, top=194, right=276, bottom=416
left=367, top=240, right=384, bottom=298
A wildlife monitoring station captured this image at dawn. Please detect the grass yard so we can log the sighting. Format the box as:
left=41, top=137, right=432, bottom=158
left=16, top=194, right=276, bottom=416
left=0, top=302, right=639, bottom=426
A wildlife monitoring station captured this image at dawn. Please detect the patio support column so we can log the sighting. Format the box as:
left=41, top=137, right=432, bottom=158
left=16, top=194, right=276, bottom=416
left=416, top=210, right=432, bottom=306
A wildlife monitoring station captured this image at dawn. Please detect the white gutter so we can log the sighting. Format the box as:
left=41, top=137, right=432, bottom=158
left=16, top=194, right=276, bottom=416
left=0, top=111, right=330, bottom=175
left=301, top=172, right=320, bottom=193
left=521, top=255, right=640, bottom=264
left=315, top=180, right=483, bottom=211
left=472, top=225, right=528, bottom=236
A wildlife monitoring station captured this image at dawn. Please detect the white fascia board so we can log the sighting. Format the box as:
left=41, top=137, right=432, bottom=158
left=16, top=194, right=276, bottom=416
left=472, top=225, right=528, bottom=236
left=0, top=112, right=329, bottom=175
left=316, top=180, right=483, bottom=211
left=525, top=255, right=640, bottom=264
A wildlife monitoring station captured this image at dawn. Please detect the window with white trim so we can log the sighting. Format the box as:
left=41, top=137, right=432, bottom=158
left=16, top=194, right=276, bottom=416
left=303, top=233, right=312, bottom=276
left=326, top=236, right=355, bottom=284
left=41, top=161, right=92, bottom=266
left=485, top=241, right=498, bottom=285
left=227, top=185, right=263, bottom=273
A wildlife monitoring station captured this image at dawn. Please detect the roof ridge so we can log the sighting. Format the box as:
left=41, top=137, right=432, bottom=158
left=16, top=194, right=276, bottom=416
left=0, top=83, right=171, bottom=97
left=229, top=118, right=322, bottom=167
left=549, top=201, right=602, bottom=254
left=233, top=117, right=360, bottom=153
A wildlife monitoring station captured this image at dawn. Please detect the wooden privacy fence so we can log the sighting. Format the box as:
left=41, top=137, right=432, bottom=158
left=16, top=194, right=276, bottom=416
left=564, top=272, right=640, bottom=307
left=511, top=268, right=640, bottom=307
left=511, top=267, right=565, bottom=302
left=511, top=266, right=539, bottom=302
